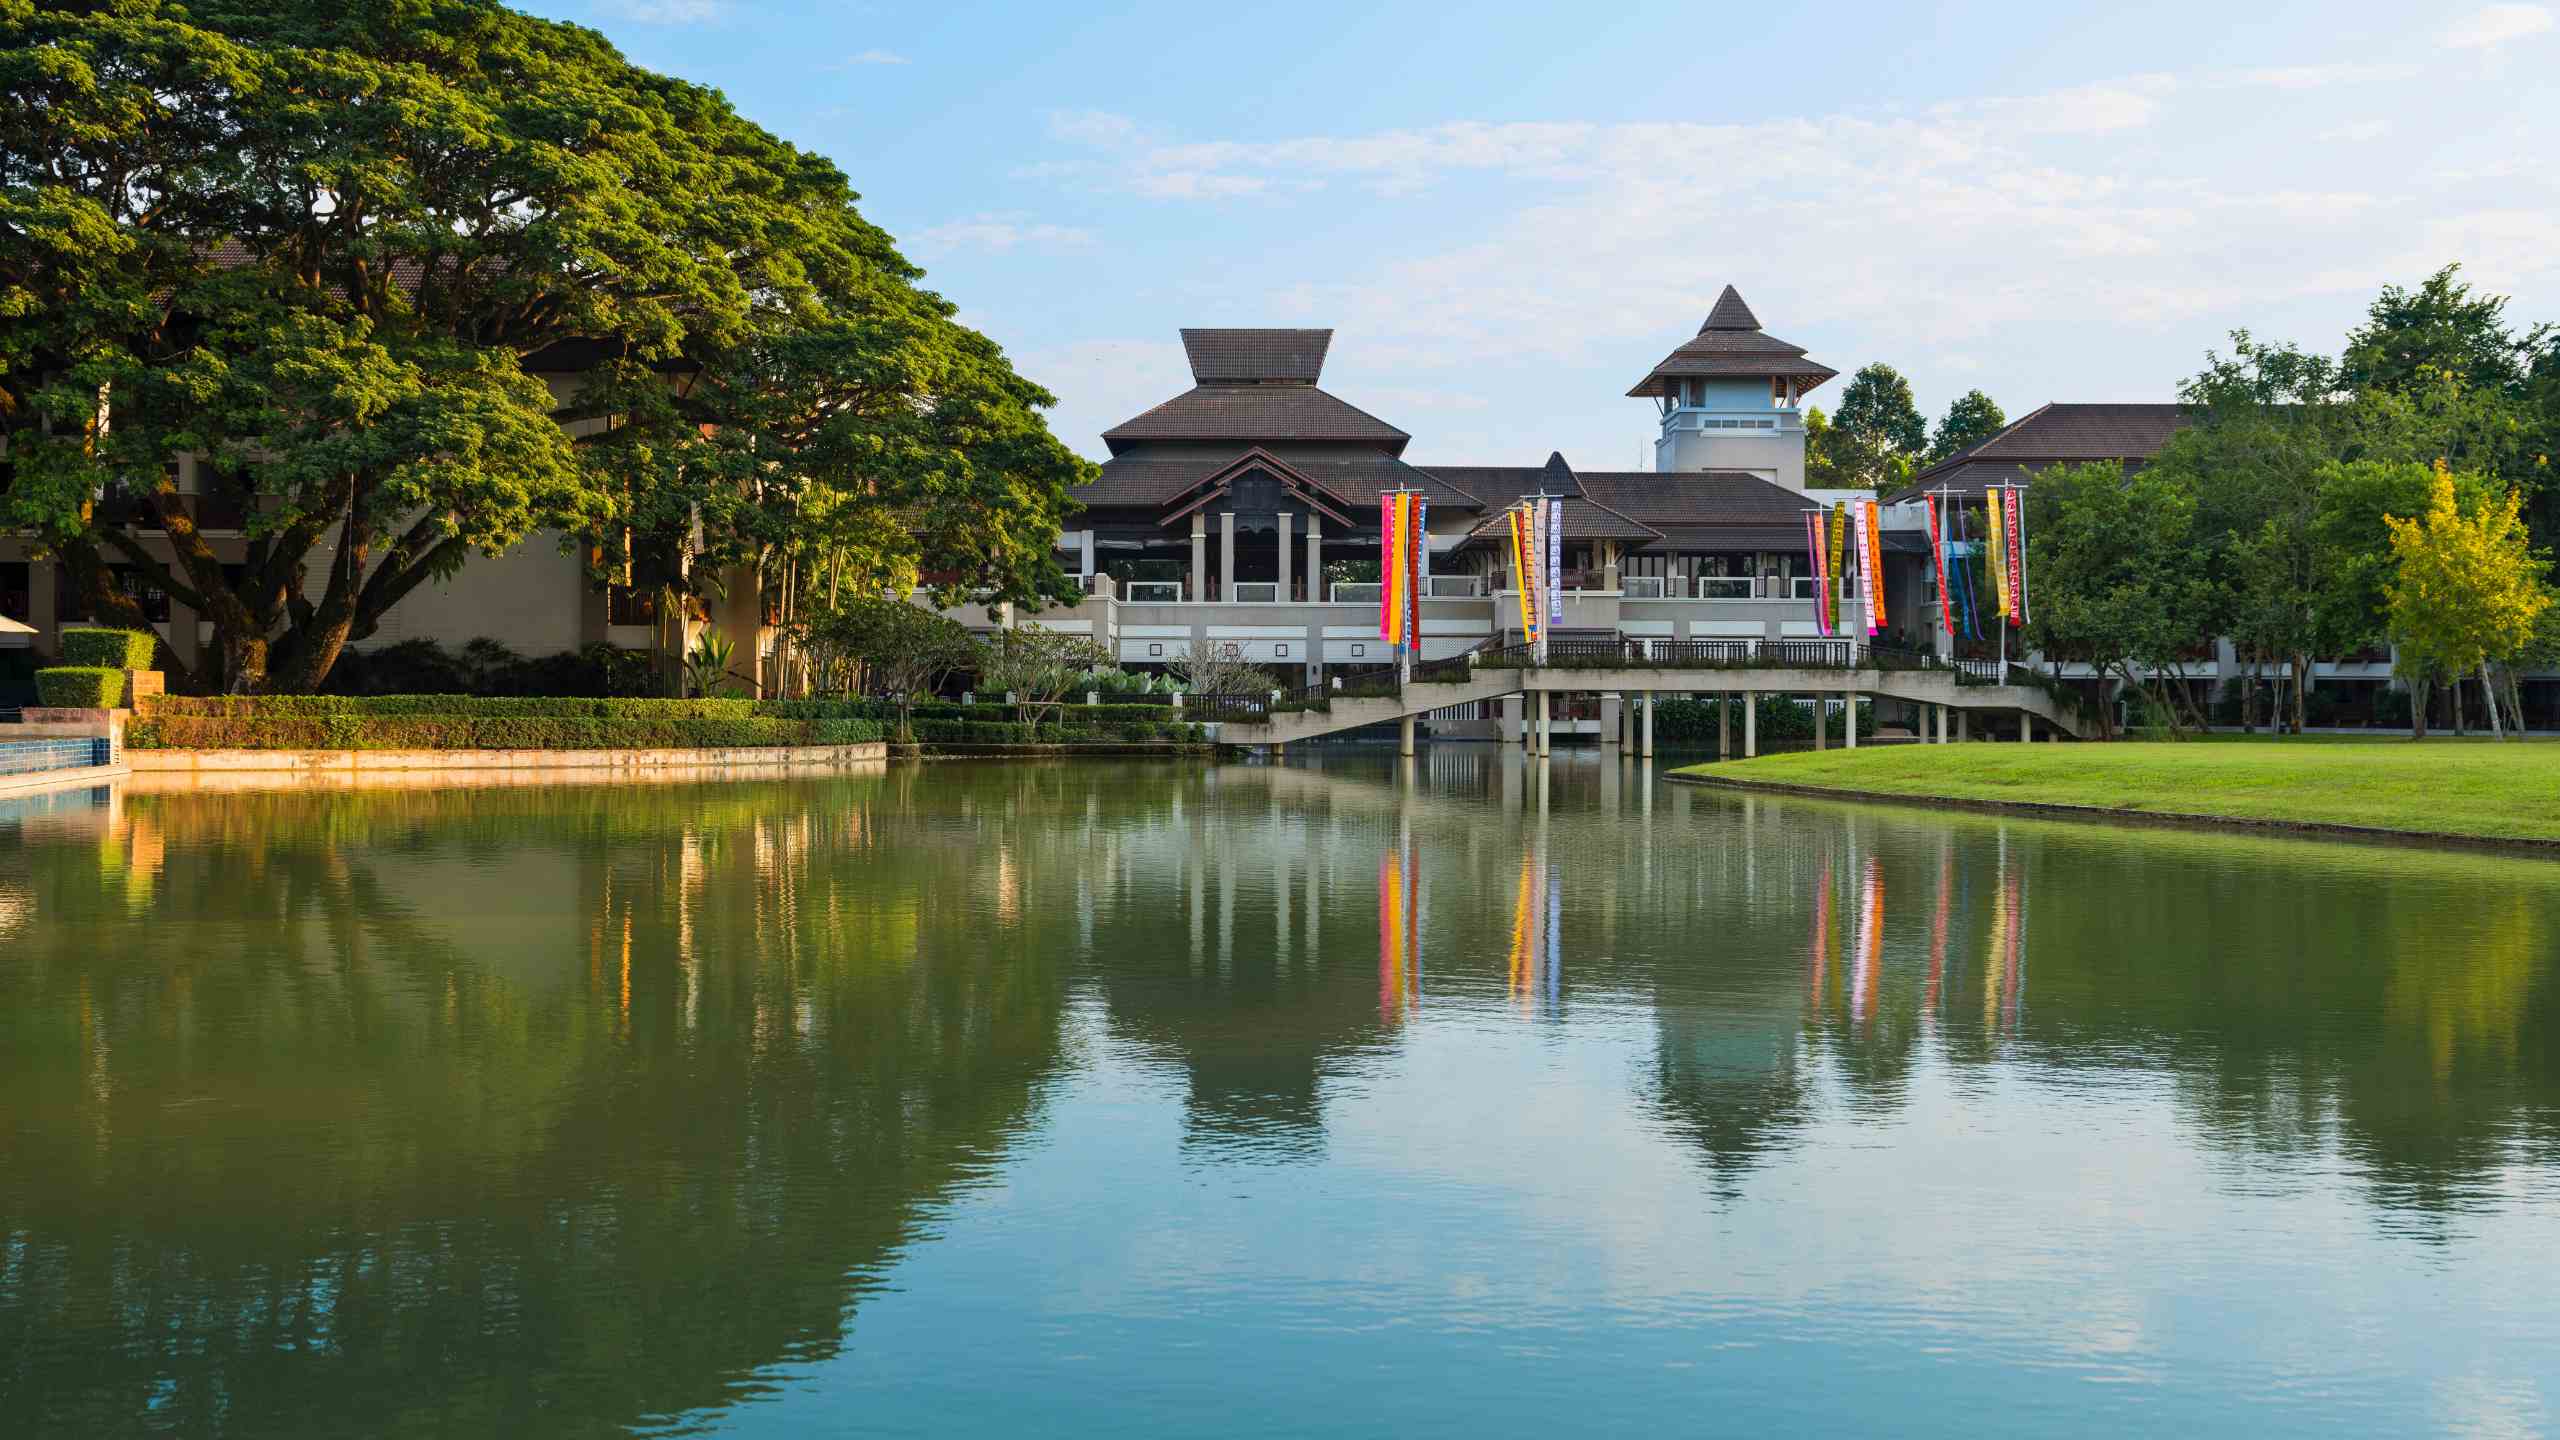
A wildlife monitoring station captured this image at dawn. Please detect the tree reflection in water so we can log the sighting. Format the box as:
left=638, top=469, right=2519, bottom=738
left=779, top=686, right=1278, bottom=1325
left=0, top=755, right=2554, bottom=1435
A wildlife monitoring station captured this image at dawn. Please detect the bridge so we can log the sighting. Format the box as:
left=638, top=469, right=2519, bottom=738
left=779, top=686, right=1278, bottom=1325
left=1205, top=638, right=2088, bottom=754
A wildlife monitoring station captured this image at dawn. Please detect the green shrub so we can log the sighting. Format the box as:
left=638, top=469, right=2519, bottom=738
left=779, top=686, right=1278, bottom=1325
left=123, top=693, right=884, bottom=750
left=35, top=667, right=126, bottom=708
left=56, top=626, right=157, bottom=669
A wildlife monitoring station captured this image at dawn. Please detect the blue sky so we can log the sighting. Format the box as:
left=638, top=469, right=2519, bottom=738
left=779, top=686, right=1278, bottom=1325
left=529, top=0, right=2560, bottom=466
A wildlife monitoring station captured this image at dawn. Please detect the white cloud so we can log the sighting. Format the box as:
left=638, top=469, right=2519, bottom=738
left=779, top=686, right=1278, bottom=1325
left=842, top=48, right=909, bottom=66
left=598, top=0, right=725, bottom=23
left=2442, top=4, right=2555, bottom=49
left=1048, top=110, right=1145, bottom=149
left=2319, top=120, right=2392, bottom=142
left=917, top=216, right=1096, bottom=253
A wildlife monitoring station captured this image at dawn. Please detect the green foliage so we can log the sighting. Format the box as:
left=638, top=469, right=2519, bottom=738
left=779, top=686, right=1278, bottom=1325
left=976, top=622, right=1112, bottom=735
left=790, top=596, right=979, bottom=740
left=1816, top=363, right=1926, bottom=489
left=324, top=638, right=661, bottom=699
left=1928, top=390, right=2007, bottom=463
left=55, top=626, right=157, bottom=669
left=0, top=0, right=1087, bottom=694
left=35, top=667, right=125, bottom=708
left=1648, top=694, right=1875, bottom=744
left=2343, top=264, right=2541, bottom=397
left=126, top=694, right=883, bottom=750
left=685, top=628, right=738, bottom=699
left=2022, top=461, right=2219, bottom=734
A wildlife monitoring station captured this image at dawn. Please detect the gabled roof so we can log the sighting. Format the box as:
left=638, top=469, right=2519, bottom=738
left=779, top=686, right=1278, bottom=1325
left=1100, top=383, right=1411, bottom=455
left=1885, top=402, right=2189, bottom=503
left=1157, top=448, right=1361, bottom=531
left=1626, top=285, right=1837, bottom=398
left=1180, top=328, right=1332, bottom=383
left=1080, top=451, right=1462, bottom=513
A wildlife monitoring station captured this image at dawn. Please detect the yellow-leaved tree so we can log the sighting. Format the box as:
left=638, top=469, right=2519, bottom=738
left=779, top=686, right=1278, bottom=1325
left=2382, top=461, right=2551, bottom=740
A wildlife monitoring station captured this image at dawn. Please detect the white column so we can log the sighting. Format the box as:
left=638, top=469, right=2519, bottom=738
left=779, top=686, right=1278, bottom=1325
left=2020, top=711, right=2034, bottom=742
left=1219, top=512, right=1236, bottom=603
left=1276, top=513, right=1293, bottom=602
left=1306, top=512, right=1323, bottom=602
left=1960, top=709, right=1971, bottom=742
left=1744, top=690, right=1758, bottom=758
left=1719, top=694, right=1730, bottom=759
left=1641, top=691, right=1655, bottom=758
left=1814, top=694, right=1828, bottom=750
left=1190, top=514, right=1207, bottom=602
left=1079, top=529, right=1095, bottom=579
left=1537, top=691, right=1551, bottom=756
left=1399, top=713, right=1416, bottom=757
left=1845, top=693, right=1859, bottom=748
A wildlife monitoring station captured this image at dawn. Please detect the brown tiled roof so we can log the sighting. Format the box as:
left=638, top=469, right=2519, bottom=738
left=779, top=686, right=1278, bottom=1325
left=1081, top=451, right=1459, bottom=512
left=1576, top=470, right=1808, bottom=527
left=1100, top=384, right=1411, bottom=454
left=1180, top=328, right=1332, bottom=382
left=1461, top=497, right=1662, bottom=546
left=1699, top=284, right=1761, bottom=332
left=1626, top=285, right=1836, bottom=398
left=1885, top=403, right=2187, bottom=502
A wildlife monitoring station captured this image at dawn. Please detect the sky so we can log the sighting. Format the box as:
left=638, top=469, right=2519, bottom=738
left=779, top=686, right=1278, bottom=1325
left=526, top=0, right=2560, bottom=467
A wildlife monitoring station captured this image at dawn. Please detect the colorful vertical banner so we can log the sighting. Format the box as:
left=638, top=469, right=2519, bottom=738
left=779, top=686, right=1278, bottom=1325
left=1851, top=856, right=1883, bottom=1028
left=1987, top=489, right=2013, bottom=625
left=1506, top=848, right=1558, bottom=1017
left=1509, top=504, right=1540, bottom=644
left=1829, top=503, right=1848, bottom=632
left=1379, top=495, right=1401, bottom=642
left=1862, top=497, right=1888, bottom=633
left=1544, top=497, right=1563, bottom=628
left=2003, top=488, right=2028, bottom=628
left=1804, top=510, right=1833, bottom=635
left=1409, top=498, right=1429, bottom=651
left=1927, top=495, right=1955, bottom=638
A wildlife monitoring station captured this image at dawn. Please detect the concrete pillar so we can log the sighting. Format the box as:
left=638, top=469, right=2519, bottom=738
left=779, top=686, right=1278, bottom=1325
left=1719, top=694, right=1730, bottom=759
left=1960, top=710, right=1971, bottom=742
left=1190, top=514, right=1207, bottom=602
left=1219, top=512, right=1236, bottom=603
left=1500, top=694, right=1522, bottom=745
left=1814, top=694, right=1828, bottom=750
left=1079, top=529, right=1095, bottom=579
left=716, top=559, right=766, bottom=696
left=1536, top=691, right=1551, bottom=756
left=1276, top=513, right=1293, bottom=602
left=1641, top=691, right=1655, bottom=759
left=1399, top=713, right=1416, bottom=757
left=1306, top=512, right=1323, bottom=602
left=1744, top=690, right=1758, bottom=758
left=2020, top=711, right=2034, bottom=742
left=1602, top=693, right=1622, bottom=748
left=1845, top=693, right=1859, bottom=749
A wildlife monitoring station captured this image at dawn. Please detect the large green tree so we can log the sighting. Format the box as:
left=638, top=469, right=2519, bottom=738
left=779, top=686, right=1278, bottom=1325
left=1927, top=389, right=2006, bottom=463
left=0, top=0, right=1086, bottom=693
left=2023, top=460, right=2219, bottom=736
left=1814, top=362, right=1925, bottom=489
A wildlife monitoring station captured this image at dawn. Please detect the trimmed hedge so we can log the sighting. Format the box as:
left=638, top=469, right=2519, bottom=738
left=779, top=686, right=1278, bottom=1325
left=126, top=692, right=1197, bottom=750
left=36, top=667, right=126, bottom=708
left=127, top=692, right=881, bottom=750
left=57, top=626, right=157, bottom=670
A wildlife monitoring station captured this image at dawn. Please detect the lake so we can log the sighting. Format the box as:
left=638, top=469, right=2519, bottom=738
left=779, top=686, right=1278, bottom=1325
left=3, top=754, right=2555, bottom=1437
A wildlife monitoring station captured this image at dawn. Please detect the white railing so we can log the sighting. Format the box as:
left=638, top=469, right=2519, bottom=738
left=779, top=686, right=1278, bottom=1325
left=1227, top=582, right=1280, bottom=603
left=1123, top=580, right=1184, bottom=603
left=1423, top=575, right=1485, bottom=597
left=1622, top=576, right=1668, bottom=599
left=1697, top=576, right=1756, bottom=600
left=1330, top=582, right=1382, bottom=605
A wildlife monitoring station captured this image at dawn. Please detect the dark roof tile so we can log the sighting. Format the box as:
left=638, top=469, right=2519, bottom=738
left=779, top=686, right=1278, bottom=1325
left=1101, top=384, right=1410, bottom=453
left=1179, top=328, right=1332, bottom=382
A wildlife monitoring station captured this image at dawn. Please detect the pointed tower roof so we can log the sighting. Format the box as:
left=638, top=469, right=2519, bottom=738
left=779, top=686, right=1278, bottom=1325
left=1626, top=286, right=1836, bottom=399
left=1538, top=449, right=1581, bottom=496
left=1699, top=285, right=1761, bottom=333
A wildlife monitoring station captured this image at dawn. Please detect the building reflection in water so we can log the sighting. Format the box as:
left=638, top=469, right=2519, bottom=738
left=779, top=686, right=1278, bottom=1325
left=1505, top=841, right=1559, bottom=1018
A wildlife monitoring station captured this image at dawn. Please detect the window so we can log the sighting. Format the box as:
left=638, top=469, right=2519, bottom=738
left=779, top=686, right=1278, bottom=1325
left=1350, top=643, right=1365, bottom=657
left=1148, top=643, right=1164, bottom=657
left=1274, top=643, right=1288, bottom=657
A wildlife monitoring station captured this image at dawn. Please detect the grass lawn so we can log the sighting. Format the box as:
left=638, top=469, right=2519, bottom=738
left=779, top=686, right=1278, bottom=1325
left=1674, top=737, right=2560, bottom=844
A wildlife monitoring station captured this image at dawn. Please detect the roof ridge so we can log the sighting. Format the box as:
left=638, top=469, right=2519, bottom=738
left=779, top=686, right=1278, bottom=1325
left=1699, top=284, right=1761, bottom=333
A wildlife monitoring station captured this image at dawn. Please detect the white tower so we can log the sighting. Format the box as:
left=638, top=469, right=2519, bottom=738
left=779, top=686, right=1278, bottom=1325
left=1625, top=286, right=1836, bottom=488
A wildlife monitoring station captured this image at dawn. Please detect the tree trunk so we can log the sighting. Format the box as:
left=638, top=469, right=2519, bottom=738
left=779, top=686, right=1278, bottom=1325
left=2481, top=663, right=2507, bottom=741
left=2242, top=656, right=2260, bottom=733
left=2410, top=678, right=2430, bottom=741
left=2292, top=651, right=2310, bottom=735
left=2452, top=675, right=2467, bottom=736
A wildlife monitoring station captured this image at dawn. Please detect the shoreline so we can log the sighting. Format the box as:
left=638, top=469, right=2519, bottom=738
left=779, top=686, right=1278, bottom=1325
left=1667, top=770, right=2560, bottom=856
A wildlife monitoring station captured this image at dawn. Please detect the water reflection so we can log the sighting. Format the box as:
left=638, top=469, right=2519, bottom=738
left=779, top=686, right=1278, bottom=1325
left=0, top=755, right=2555, bottom=1435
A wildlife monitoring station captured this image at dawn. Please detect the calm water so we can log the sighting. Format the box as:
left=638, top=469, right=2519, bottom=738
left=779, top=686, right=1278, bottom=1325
left=3, top=755, right=2557, bottom=1437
